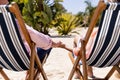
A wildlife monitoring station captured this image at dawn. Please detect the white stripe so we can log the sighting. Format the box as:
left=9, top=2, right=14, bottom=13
left=0, top=5, right=7, bottom=13
left=110, top=50, right=120, bottom=66
left=0, top=25, right=23, bottom=70
left=104, top=11, right=120, bottom=66
left=106, top=48, right=120, bottom=66
left=0, top=56, right=13, bottom=70
left=2, top=12, right=24, bottom=70
left=109, top=2, right=117, bottom=10
left=87, top=4, right=120, bottom=66
left=87, top=10, right=112, bottom=65
left=0, top=6, right=30, bottom=70
left=1, top=25, right=16, bottom=69
left=0, top=65, right=4, bottom=69
left=6, top=13, right=30, bottom=68
left=94, top=15, right=120, bottom=66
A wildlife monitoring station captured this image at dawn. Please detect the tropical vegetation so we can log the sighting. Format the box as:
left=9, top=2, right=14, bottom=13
left=52, top=13, right=80, bottom=35
left=9, top=0, right=96, bottom=36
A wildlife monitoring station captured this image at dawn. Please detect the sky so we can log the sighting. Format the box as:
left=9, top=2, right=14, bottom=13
left=61, top=0, right=99, bottom=14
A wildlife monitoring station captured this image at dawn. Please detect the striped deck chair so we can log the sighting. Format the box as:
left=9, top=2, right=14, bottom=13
left=0, top=2, right=48, bottom=80
left=68, top=0, right=120, bottom=80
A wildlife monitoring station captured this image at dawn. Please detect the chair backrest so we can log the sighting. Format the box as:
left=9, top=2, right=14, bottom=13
left=86, top=2, right=120, bottom=67
left=0, top=4, right=30, bottom=71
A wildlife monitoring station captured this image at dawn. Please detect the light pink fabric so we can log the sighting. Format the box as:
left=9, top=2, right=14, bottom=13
left=18, top=24, right=52, bottom=54
left=73, top=28, right=98, bottom=59
left=85, top=28, right=98, bottom=59
left=26, top=25, right=52, bottom=50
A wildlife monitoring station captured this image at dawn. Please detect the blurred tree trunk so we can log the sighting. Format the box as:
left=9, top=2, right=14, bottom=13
left=38, top=0, right=44, bottom=11
left=38, top=0, right=45, bottom=34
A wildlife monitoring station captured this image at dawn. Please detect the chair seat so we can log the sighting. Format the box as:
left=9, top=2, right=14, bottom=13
left=0, top=2, right=48, bottom=80
left=0, top=5, right=30, bottom=71
left=87, top=3, right=120, bottom=67
left=68, top=1, right=120, bottom=80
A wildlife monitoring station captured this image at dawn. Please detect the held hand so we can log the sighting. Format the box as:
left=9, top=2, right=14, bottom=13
left=56, top=41, right=66, bottom=48
left=52, top=41, right=73, bottom=52
left=73, top=47, right=80, bottom=56
left=52, top=41, right=65, bottom=48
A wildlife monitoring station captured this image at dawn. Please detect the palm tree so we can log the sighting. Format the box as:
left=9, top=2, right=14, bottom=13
left=84, top=0, right=96, bottom=26
left=76, top=12, right=86, bottom=27
left=75, top=0, right=96, bottom=27
left=9, top=0, right=66, bottom=35
left=52, top=13, right=80, bottom=35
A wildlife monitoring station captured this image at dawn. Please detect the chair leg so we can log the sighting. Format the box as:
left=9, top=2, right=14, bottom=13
left=35, top=52, right=48, bottom=80
left=25, top=70, right=29, bottom=80
left=34, top=54, right=48, bottom=80
left=104, top=66, right=116, bottom=80
left=29, top=64, right=35, bottom=80
left=25, top=69, right=35, bottom=80
left=81, top=40, right=88, bottom=80
left=105, top=64, right=120, bottom=80
left=115, top=65, right=120, bottom=73
left=34, top=69, right=40, bottom=80
left=29, top=43, right=36, bottom=80
left=68, top=52, right=75, bottom=64
left=26, top=54, right=48, bottom=80
left=0, top=67, right=9, bottom=80
left=68, top=55, right=82, bottom=80
left=68, top=52, right=83, bottom=79
left=76, top=66, right=84, bottom=79
left=36, top=59, right=48, bottom=80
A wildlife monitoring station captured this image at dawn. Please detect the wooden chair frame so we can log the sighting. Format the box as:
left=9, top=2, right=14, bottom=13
left=68, top=0, right=120, bottom=80
left=0, top=2, right=48, bottom=80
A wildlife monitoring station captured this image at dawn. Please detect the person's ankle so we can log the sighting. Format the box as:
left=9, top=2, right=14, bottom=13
left=88, top=73, right=94, bottom=78
left=88, top=74, right=96, bottom=79
left=74, top=73, right=82, bottom=79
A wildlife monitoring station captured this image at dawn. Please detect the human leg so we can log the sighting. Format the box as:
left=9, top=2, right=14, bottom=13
left=73, top=36, right=95, bottom=79
left=37, top=47, right=52, bottom=62
left=73, top=36, right=82, bottom=79
left=87, top=66, right=96, bottom=78
left=26, top=48, right=52, bottom=73
left=26, top=48, right=52, bottom=79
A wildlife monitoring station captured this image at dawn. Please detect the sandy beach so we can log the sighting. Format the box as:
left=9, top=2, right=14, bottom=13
left=0, top=28, right=120, bottom=80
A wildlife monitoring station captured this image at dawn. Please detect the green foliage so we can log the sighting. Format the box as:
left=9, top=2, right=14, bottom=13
left=76, top=12, right=86, bottom=27
left=84, top=0, right=96, bottom=26
left=52, top=13, right=80, bottom=35
left=9, top=0, right=66, bottom=35
left=9, top=0, right=98, bottom=35
left=76, top=0, right=96, bottom=27
left=22, top=1, right=53, bottom=34
left=9, top=0, right=25, bottom=12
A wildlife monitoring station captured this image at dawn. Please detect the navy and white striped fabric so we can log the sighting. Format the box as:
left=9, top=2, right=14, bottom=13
left=0, top=5, right=30, bottom=71
left=87, top=2, right=120, bottom=67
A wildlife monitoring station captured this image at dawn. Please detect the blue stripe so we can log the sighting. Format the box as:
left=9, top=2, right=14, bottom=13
left=87, top=3, right=120, bottom=67
left=92, top=9, right=119, bottom=66
left=0, top=47, right=16, bottom=70
left=0, top=12, right=29, bottom=70
left=86, top=9, right=106, bottom=61
left=0, top=13, right=17, bottom=70
left=116, top=3, right=120, bottom=11
left=105, top=3, right=110, bottom=10
left=100, top=37, right=120, bottom=67
left=10, top=13, right=30, bottom=69
left=109, top=53, right=120, bottom=66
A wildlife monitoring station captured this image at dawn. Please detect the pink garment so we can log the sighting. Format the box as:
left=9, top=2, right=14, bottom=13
left=75, top=28, right=98, bottom=59
left=85, top=28, right=98, bottom=59
left=26, top=25, right=52, bottom=50
left=18, top=23, right=52, bottom=55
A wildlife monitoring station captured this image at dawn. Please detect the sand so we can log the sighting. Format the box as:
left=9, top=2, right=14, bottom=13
left=0, top=28, right=119, bottom=80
